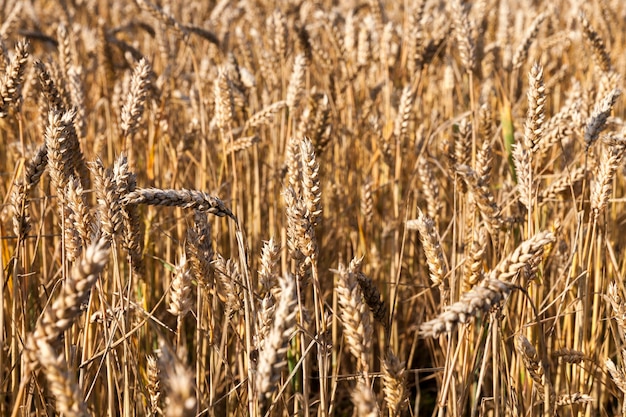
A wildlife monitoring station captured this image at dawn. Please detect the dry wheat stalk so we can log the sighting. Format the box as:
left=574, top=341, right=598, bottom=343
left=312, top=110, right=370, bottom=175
left=122, top=188, right=235, bottom=219
left=419, top=278, right=515, bottom=338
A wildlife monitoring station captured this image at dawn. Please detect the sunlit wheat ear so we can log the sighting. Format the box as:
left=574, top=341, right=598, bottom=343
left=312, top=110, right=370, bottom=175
left=168, top=254, right=192, bottom=318
left=114, top=154, right=144, bottom=275
left=352, top=379, right=379, bottom=417
left=489, top=230, right=556, bottom=283
left=524, top=62, right=546, bottom=151
left=121, top=57, right=151, bottom=140
left=419, top=278, right=515, bottom=338
left=451, top=0, right=475, bottom=72
left=0, top=39, right=28, bottom=117
left=511, top=12, right=547, bottom=71
left=91, top=158, right=123, bottom=241
left=286, top=53, right=306, bottom=111
left=406, top=208, right=448, bottom=288
left=334, top=262, right=372, bottom=374
left=36, top=340, right=90, bottom=417
left=283, top=186, right=317, bottom=275
left=299, top=137, right=322, bottom=227
left=382, top=351, right=408, bottom=416
left=591, top=136, right=626, bottom=217
left=256, top=274, right=297, bottom=406
left=258, top=237, right=280, bottom=295
left=214, top=67, right=234, bottom=131
left=26, top=238, right=110, bottom=370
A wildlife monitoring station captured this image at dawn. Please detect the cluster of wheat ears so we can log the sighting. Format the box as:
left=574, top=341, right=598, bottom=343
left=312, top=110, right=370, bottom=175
left=3, top=0, right=626, bottom=416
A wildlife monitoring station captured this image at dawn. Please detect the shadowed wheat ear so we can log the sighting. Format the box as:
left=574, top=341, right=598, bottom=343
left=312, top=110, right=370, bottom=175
left=122, top=188, right=235, bottom=219
left=158, top=344, right=196, bottom=417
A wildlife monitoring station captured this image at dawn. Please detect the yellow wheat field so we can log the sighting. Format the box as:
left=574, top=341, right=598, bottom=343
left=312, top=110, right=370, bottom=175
left=1, top=0, right=626, bottom=416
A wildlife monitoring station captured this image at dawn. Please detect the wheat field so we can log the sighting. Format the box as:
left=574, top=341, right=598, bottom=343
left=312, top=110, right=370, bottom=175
left=2, top=0, right=626, bottom=416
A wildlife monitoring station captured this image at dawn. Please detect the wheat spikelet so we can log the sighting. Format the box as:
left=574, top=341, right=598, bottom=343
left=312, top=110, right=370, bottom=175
left=418, top=158, right=441, bottom=220
left=539, top=166, right=586, bottom=203
left=213, top=254, right=243, bottom=316
left=515, top=334, right=545, bottom=386
left=556, top=393, right=594, bottom=406
left=244, top=100, right=286, bottom=129
left=283, top=186, right=317, bottom=273
left=360, top=179, right=374, bottom=224
left=552, top=348, right=585, bottom=364
left=122, top=188, right=235, bottom=219
left=159, top=346, right=196, bottom=417
left=463, top=228, right=487, bottom=291
left=456, top=165, right=503, bottom=232
left=35, top=59, right=66, bottom=112
left=451, top=0, right=475, bottom=72
left=513, top=143, right=533, bottom=211
left=419, top=278, right=515, bottom=338
left=607, top=356, right=626, bottom=393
